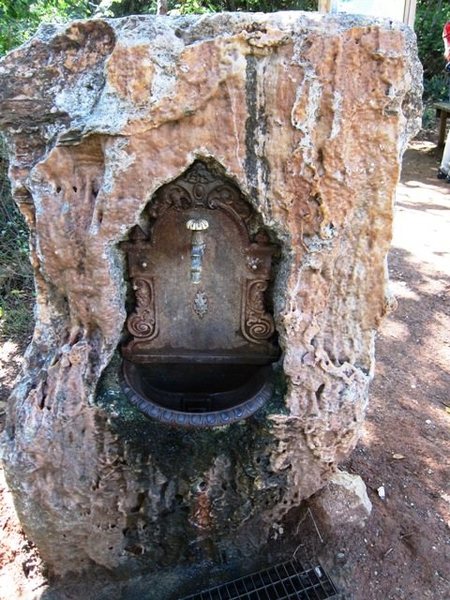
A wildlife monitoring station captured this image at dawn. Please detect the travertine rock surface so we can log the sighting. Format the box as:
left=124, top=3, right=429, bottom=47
left=0, top=11, right=421, bottom=588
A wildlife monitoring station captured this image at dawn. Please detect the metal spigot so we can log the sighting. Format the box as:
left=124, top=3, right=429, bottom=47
left=186, top=218, right=209, bottom=284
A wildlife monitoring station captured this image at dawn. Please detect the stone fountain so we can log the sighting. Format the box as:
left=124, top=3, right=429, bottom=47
left=0, top=10, right=421, bottom=597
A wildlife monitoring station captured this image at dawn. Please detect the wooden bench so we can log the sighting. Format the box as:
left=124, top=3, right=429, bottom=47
left=434, top=101, right=450, bottom=148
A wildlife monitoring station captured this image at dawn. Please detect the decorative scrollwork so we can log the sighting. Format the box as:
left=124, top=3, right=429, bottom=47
left=193, top=290, right=208, bottom=319
left=185, top=162, right=213, bottom=184
left=247, top=256, right=263, bottom=272
left=123, top=161, right=277, bottom=358
left=241, top=279, right=275, bottom=343
left=148, top=162, right=248, bottom=225
left=149, top=185, right=192, bottom=218
left=206, top=184, right=239, bottom=207
left=127, top=278, right=158, bottom=340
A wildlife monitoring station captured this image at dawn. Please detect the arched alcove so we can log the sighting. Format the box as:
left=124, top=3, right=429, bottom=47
left=119, top=160, right=281, bottom=427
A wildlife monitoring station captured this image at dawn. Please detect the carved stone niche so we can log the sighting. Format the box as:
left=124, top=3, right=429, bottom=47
left=120, top=161, right=280, bottom=428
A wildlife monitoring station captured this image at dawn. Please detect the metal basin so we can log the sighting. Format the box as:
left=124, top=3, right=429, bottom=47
left=120, top=360, right=274, bottom=428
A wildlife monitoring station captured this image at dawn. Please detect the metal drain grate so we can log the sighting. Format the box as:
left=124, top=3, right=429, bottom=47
left=180, top=559, right=340, bottom=600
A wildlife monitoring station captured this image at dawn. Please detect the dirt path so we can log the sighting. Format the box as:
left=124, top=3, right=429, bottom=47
left=0, top=140, right=449, bottom=599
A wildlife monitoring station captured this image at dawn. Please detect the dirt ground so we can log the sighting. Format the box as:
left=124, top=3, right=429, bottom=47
left=0, top=138, right=449, bottom=599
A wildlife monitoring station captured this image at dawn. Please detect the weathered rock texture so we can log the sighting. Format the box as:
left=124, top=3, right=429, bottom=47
left=0, top=11, right=421, bottom=591
left=309, top=470, right=373, bottom=528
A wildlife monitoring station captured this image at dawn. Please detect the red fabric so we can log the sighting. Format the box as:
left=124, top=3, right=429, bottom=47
left=443, top=22, right=450, bottom=40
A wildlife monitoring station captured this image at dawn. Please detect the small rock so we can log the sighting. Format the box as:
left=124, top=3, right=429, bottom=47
left=309, top=470, right=372, bottom=528
left=377, top=485, right=386, bottom=500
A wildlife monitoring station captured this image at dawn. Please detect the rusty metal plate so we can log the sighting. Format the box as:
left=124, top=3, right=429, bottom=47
left=120, top=161, right=280, bottom=426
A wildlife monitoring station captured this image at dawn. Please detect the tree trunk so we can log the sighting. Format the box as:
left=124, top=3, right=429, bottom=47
left=157, top=0, right=168, bottom=15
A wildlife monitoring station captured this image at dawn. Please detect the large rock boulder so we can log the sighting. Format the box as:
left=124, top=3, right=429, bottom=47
left=0, top=10, right=421, bottom=591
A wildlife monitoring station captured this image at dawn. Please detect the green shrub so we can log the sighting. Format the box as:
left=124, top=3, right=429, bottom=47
left=416, top=0, right=450, bottom=74
left=0, top=139, right=34, bottom=339
left=423, top=72, right=450, bottom=103
left=0, top=1, right=93, bottom=55
left=107, top=0, right=317, bottom=17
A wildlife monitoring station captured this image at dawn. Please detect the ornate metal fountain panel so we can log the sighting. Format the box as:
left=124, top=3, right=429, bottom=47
left=122, top=161, right=279, bottom=364
left=120, top=161, right=280, bottom=427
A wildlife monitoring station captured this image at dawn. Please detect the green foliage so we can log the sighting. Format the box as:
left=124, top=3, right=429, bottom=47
left=0, top=0, right=94, bottom=55
left=415, top=0, right=450, bottom=76
left=108, top=0, right=317, bottom=17
left=172, top=0, right=318, bottom=12
left=415, top=0, right=450, bottom=101
left=175, top=0, right=214, bottom=14
left=423, top=73, right=449, bottom=103
left=421, top=105, right=437, bottom=130
left=0, top=140, right=34, bottom=339
left=103, top=0, right=155, bottom=17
